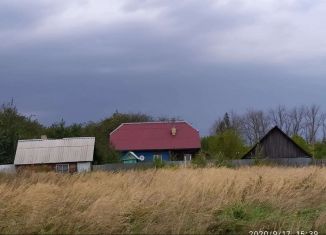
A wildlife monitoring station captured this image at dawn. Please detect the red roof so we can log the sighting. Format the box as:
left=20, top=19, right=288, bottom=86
left=109, top=121, right=201, bottom=151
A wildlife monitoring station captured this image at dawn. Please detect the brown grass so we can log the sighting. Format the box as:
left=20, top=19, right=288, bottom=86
left=0, top=167, right=326, bottom=234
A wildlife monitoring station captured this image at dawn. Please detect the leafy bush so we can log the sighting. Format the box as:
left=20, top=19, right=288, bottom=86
left=210, top=152, right=233, bottom=168
left=201, top=130, right=247, bottom=160
left=314, top=142, right=326, bottom=159
left=292, top=134, right=312, bottom=155
left=192, top=152, right=207, bottom=168
left=153, top=158, right=165, bottom=168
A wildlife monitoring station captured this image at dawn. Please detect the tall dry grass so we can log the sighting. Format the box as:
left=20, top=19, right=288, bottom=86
left=0, top=167, right=325, bottom=234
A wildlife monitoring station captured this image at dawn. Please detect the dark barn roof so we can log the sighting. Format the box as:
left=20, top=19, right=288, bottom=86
left=242, top=126, right=312, bottom=159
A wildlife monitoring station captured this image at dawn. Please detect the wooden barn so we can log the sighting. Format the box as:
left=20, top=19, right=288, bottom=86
left=14, top=137, right=95, bottom=173
left=242, top=126, right=312, bottom=159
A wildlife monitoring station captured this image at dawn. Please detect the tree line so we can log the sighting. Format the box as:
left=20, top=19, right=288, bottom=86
left=0, top=101, right=160, bottom=164
left=1, top=101, right=326, bottom=165
left=202, top=104, right=326, bottom=159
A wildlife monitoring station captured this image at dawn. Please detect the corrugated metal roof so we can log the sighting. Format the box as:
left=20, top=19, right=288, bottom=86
left=14, top=137, right=95, bottom=165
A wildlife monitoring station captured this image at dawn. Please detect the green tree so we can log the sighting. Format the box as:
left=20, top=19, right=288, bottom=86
left=46, top=120, right=83, bottom=139
left=314, top=142, right=326, bottom=159
left=201, top=129, right=247, bottom=160
left=192, top=151, right=207, bottom=168
left=0, top=101, right=44, bottom=164
left=292, top=134, right=312, bottom=156
left=213, top=112, right=232, bottom=135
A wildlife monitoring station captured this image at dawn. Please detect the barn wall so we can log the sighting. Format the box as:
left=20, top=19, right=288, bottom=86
left=245, top=130, right=310, bottom=159
left=232, top=158, right=312, bottom=166
left=16, top=162, right=78, bottom=173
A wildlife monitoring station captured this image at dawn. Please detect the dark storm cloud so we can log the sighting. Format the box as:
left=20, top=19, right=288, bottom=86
left=1, top=0, right=326, bottom=134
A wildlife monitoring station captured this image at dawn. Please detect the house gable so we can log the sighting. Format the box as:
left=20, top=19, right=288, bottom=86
left=121, top=151, right=145, bottom=164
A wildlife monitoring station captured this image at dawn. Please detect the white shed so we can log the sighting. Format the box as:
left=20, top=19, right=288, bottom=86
left=14, top=137, right=95, bottom=173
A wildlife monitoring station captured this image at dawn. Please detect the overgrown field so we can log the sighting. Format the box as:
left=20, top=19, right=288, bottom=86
left=0, top=167, right=326, bottom=234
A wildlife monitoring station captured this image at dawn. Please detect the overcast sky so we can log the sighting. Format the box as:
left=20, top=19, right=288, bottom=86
left=1, top=0, right=326, bottom=135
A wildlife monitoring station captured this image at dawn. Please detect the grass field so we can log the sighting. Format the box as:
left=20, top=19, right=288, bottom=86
left=0, top=167, right=325, bottom=234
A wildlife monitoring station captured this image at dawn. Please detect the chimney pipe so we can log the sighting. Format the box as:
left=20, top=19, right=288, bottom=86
left=171, top=127, right=177, bottom=136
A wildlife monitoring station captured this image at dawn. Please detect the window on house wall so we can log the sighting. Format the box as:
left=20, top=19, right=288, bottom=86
left=153, top=154, right=162, bottom=161
left=56, top=164, right=69, bottom=173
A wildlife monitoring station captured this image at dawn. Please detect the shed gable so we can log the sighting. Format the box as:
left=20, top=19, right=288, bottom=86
left=243, top=126, right=312, bottom=159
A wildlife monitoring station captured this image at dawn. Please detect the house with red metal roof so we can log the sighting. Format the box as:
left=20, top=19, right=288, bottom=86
left=109, top=121, right=201, bottom=163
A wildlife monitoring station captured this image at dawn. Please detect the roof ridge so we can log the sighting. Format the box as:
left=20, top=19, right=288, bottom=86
left=62, top=137, right=95, bottom=140
left=110, top=121, right=198, bottom=136
left=18, top=137, right=95, bottom=142
left=122, top=121, right=186, bottom=125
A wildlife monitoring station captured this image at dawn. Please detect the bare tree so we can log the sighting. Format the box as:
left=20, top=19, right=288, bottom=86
left=242, top=109, right=271, bottom=145
left=229, top=111, right=244, bottom=134
left=321, top=113, right=326, bottom=142
left=210, top=111, right=243, bottom=135
left=269, top=105, right=291, bottom=134
left=289, top=106, right=305, bottom=136
left=304, top=105, right=323, bottom=144
left=210, top=117, right=223, bottom=135
left=211, top=105, right=326, bottom=146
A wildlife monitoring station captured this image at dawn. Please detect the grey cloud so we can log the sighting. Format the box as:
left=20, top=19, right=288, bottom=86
left=1, top=0, right=326, bottom=134
left=0, top=1, right=64, bottom=30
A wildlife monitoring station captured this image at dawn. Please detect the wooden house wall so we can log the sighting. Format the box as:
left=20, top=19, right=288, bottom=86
left=16, top=162, right=78, bottom=173
left=244, top=130, right=309, bottom=159
left=170, top=149, right=200, bottom=161
left=121, top=148, right=200, bottom=162
left=123, top=151, right=170, bottom=162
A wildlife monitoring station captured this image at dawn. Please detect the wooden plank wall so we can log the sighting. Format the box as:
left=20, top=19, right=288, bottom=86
left=246, top=130, right=309, bottom=159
